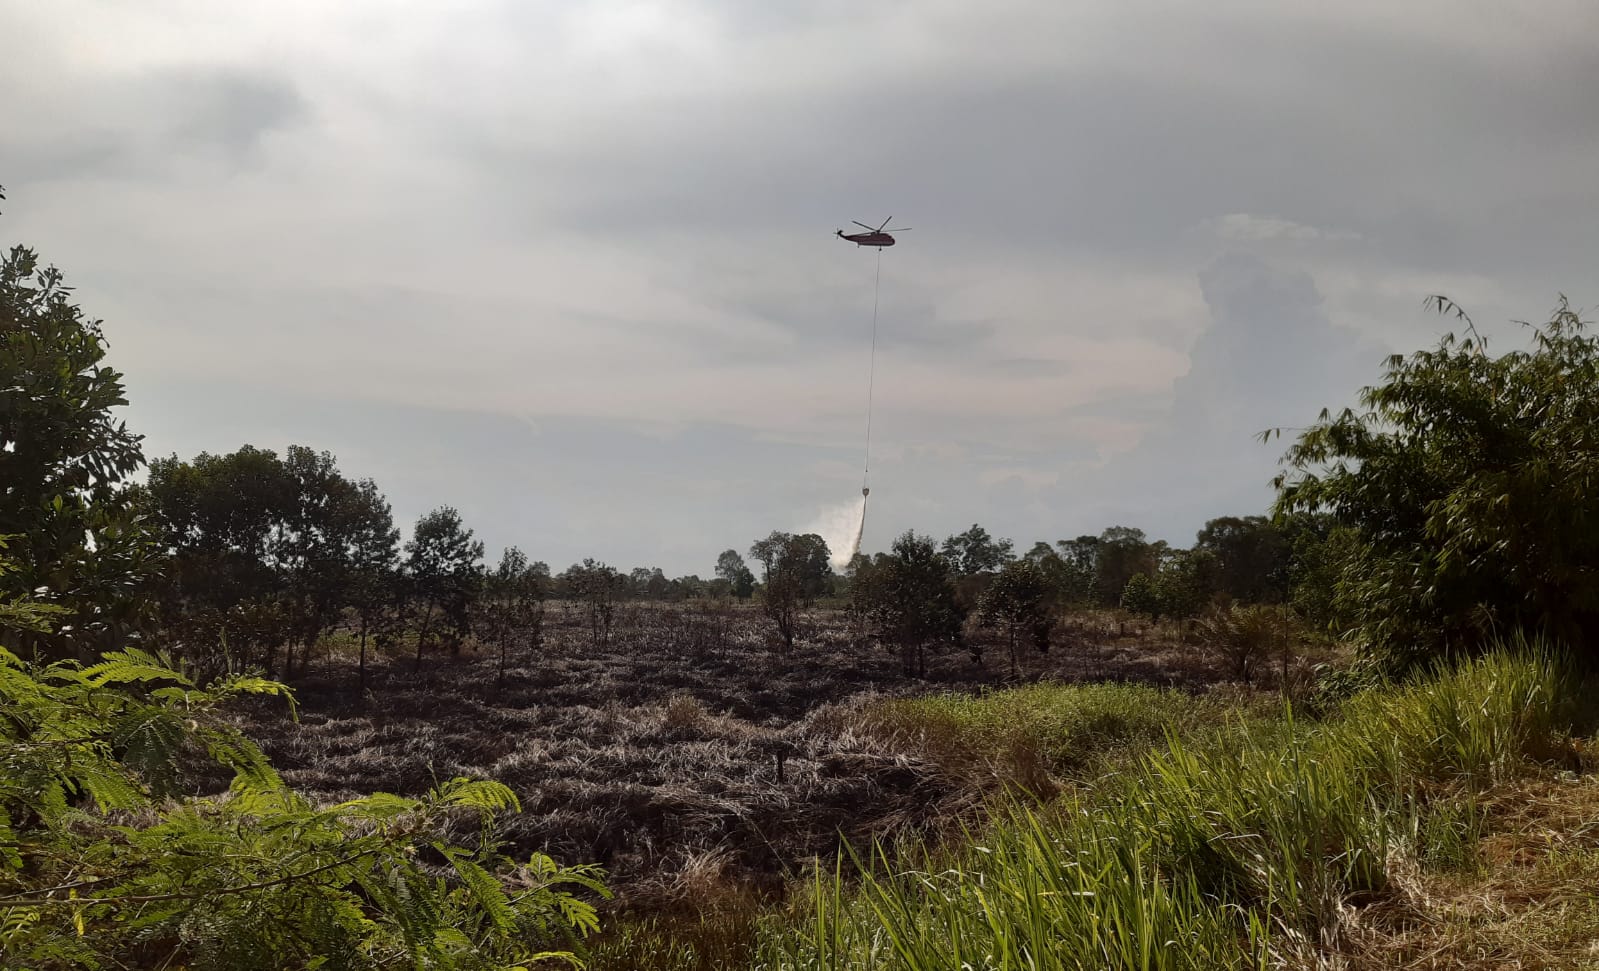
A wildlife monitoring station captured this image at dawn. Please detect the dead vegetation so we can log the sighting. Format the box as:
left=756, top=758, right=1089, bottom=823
left=228, top=602, right=1305, bottom=906
left=1340, top=772, right=1599, bottom=970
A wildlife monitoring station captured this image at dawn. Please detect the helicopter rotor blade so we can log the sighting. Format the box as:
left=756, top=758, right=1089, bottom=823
left=877, top=216, right=893, bottom=231
left=885, top=227, right=911, bottom=233
left=851, top=220, right=876, bottom=232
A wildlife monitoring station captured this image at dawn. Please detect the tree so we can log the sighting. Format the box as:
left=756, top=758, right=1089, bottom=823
left=940, top=523, right=1016, bottom=576
left=1, top=225, right=153, bottom=659
left=563, top=558, right=623, bottom=648
left=714, top=549, right=756, bottom=599
left=480, top=547, right=546, bottom=688
left=853, top=531, right=966, bottom=676
left=277, top=446, right=397, bottom=677
left=1094, top=526, right=1159, bottom=606
left=344, top=478, right=399, bottom=696
left=1054, top=535, right=1101, bottom=607
left=404, top=506, right=484, bottom=667
left=1119, top=572, right=1160, bottom=618
left=1149, top=547, right=1220, bottom=620
left=1195, top=515, right=1291, bottom=603
left=978, top=558, right=1055, bottom=676
left=749, top=531, right=832, bottom=652
left=1273, top=296, right=1599, bottom=669
left=141, top=446, right=298, bottom=674
left=141, top=445, right=396, bottom=680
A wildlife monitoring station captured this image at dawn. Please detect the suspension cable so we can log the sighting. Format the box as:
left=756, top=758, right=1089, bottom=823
left=863, top=248, right=880, bottom=494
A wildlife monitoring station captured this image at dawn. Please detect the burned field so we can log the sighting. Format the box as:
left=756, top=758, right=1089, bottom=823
left=233, top=602, right=1235, bottom=904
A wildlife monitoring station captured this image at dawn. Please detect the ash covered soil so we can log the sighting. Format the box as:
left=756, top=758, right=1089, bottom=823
left=231, top=602, right=1223, bottom=902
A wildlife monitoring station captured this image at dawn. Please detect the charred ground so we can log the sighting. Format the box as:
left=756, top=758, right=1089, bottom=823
left=230, top=601, right=1262, bottom=906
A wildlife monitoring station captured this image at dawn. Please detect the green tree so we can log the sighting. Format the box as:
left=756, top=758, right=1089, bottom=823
left=1119, top=572, right=1159, bottom=618
left=1053, top=535, right=1101, bottom=607
left=1273, top=296, right=1599, bottom=669
left=1195, top=515, right=1291, bottom=603
left=1095, top=526, right=1160, bottom=606
left=404, top=506, right=484, bottom=667
left=940, top=523, right=1016, bottom=576
left=141, top=446, right=297, bottom=674
left=978, top=558, right=1056, bottom=676
left=1, top=222, right=153, bottom=660
left=141, top=446, right=396, bottom=679
left=749, top=531, right=832, bottom=652
left=714, top=548, right=756, bottom=599
left=345, top=478, right=400, bottom=697
left=853, top=531, right=966, bottom=677
left=1149, top=547, right=1219, bottom=620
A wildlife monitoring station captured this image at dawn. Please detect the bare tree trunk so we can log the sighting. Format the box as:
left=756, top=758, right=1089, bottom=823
left=358, top=613, right=369, bottom=699
left=414, top=603, right=435, bottom=672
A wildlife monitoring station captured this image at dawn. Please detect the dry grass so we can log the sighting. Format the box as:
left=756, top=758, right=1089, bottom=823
left=1340, top=772, right=1599, bottom=970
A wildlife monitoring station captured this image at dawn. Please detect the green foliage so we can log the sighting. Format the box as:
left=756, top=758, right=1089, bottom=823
left=1118, top=571, right=1159, bottom=618
left=850, top=531, right=965, bottom=676
left=1273, top=296, right=1599, bottom=669
left=1148, top=548, right=1218, bottom=620
left=976, top=558, right=1055, bottom=675
left=866, top=681, right=1231, bottom=791
left=1194, top=515, right=1290, bottom=604
left=1050, top=536, right=1101, bottom=607
left=1093, top=526, right=1160, bottom=607
left=749, top=531, right=831, bottom=653
left=713, top=549, right=755, bottom=600
left=768, top=647, right=1585, bottom=970
left=1195, top=602, right=1299, bottom=685
left=1, top=231, right=154, bottom=659
left=406, top=506, right=485, bottom=663
left=140, top=445, right=400, bottom=678
left=939, top=523, right=1015, bottom=576
left=0, top=635, right=607, bottom=970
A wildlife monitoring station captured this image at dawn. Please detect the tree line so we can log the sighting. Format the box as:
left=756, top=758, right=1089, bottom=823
left=6, top=189, right=1599, bottom=685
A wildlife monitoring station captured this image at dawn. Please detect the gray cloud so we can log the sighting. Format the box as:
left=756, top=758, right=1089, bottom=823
left=2, top=67, right=307, bottom=185
left=2, top=0, right=1596, bottom=572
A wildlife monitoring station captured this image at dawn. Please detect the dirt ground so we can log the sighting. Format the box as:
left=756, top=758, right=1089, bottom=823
left=231, top=601, right=1232, bottom=902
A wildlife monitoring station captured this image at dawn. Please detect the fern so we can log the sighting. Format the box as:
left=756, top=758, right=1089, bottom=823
left=0, top=646, right=610, bottom=970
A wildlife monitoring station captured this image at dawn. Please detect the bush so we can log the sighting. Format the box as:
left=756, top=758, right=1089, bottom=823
left=1273, top=296, right=1599, bottom=670
left=0, top=645, right=608, bottom=969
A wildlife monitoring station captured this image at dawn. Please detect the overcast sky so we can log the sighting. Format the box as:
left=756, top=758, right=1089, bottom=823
left=4, top=0, right=1597, bottom=575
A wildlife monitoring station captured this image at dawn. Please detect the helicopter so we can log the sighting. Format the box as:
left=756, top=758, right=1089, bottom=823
left=836, top=217, right=910, bottom=247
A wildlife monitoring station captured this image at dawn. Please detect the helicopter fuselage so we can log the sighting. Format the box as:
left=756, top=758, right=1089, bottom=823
left=837, top=231, right=896, bottom=247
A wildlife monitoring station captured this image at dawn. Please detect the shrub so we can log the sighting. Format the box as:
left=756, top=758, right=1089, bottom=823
left=0, top=645, right=608, bottom=969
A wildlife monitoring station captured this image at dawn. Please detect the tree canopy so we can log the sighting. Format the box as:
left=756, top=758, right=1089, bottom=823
left=1, top=236, right=152, bottom=658
left=1274, top=296, right=1599, bottom=669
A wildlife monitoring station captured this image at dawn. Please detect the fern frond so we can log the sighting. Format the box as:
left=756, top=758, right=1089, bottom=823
left=78, top=650, right=192, bottom=689
left=434, top=778, right=521, bottom=815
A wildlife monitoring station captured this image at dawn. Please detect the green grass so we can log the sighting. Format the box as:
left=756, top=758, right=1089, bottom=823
left=859, top=681, right=1256, bottom=794
left=752, top=642, right=1588, bottom=970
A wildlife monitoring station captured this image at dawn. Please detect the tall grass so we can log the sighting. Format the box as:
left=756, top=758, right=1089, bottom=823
left=860, top=681, right=1255, bottom=794
left=760, top=644, right=1586, bottom=970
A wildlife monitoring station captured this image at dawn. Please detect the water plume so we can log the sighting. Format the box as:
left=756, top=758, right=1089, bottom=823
left=805, top=494, right=868, bottom=571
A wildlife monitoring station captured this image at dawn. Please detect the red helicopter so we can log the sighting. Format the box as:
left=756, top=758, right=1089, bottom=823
left=836, top=216, right=911, bottom=247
